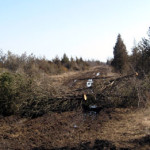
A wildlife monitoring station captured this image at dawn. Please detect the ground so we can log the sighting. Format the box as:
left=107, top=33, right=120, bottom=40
left=0, top=65, right=150, bottom=150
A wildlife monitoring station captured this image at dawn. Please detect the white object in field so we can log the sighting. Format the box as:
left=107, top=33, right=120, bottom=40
left=74, top=79, right=77, bottom=82
left=86, top=79, right=93, bottom=87
left=89, top=105, right=97, bottom=108
left=73, top=124, right=77, bottom=128
left=96, top=72, right=100, bottom=76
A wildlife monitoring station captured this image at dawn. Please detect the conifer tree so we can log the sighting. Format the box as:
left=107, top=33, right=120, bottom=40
left=138, top=37, right=150, bottom=73
left=130, top=46, right=141, bottom=71
left=61, top=53, right=69, bottom=64
left=111, top=34, right=128, bottom=73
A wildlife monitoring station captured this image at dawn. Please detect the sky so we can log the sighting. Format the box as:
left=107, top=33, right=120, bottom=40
left=0, top=0, right=150, bottom=62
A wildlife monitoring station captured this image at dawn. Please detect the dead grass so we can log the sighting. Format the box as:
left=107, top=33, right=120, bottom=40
left=0, top=108, right=150, bottom=149
left=1, top=65, right=150, bottom=149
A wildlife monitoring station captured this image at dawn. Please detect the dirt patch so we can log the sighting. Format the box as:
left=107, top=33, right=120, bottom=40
left=34, top=139, right=117, bottom=150
left=0, top=108, right=149, bottom=150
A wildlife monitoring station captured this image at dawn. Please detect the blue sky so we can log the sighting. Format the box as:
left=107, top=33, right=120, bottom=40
left=0, top=0, right=149, bottom=62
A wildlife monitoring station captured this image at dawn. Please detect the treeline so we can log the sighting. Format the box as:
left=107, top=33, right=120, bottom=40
left=0, top=51, right=98, bottom=75
left=110, top=27, right=150, bottom=76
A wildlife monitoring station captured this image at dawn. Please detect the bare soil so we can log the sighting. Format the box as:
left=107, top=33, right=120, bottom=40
left=0, top=65, right=150, bottom=150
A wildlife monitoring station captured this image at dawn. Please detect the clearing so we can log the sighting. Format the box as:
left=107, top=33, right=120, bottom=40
left=0, top=65, right=150, bottom=150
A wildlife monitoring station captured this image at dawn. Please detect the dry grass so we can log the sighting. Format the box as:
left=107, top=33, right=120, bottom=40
left=1, top=65, right=150, bottom=149
left=0, top=108, right=150, bottom=149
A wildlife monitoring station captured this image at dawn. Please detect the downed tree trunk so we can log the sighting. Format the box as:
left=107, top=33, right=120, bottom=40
left=77, top=76, right=114, bottom=80
left=47, top=73, right=139, bottom=113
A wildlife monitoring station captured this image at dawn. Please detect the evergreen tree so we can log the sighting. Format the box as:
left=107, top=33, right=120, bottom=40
left=61, top=53, right=69, bottom=64
left=138, top=35, right=150, bottom=73
left=111, top=34, right=128, bottom=73
left=61, top=53, right=71, bottom=69
left=52, top=55, right=61, bottom=65
left=130, top=45, right=141, bottom=71
left=129, top=27, right=150, bottom=74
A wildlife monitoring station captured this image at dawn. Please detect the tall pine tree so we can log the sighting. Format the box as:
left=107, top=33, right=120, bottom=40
left=111, top=34, right=128, bottom=73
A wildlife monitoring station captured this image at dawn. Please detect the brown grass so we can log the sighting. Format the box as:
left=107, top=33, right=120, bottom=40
left=0, top=108, right=150, bottom=149
left=1, top=65, right=150, bottom=149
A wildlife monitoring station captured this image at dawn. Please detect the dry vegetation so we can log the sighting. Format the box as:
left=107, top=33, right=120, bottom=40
left=1, top=28, right=150, bottom=150
left=0, top=62, right=150, bottom=149
left=1, top=107, right=150, bottom=149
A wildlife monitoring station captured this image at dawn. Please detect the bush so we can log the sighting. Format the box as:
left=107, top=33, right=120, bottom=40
left=0, top=72, right=17, bottom=115
left=0, top=72, right=58, bottom=117
left=92, top=74, right=150, bottom=108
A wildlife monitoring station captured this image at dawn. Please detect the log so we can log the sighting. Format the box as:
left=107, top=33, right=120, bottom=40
left=77, top=76, right=115, bottom=81
left=109, top=73, right=138, bottom=83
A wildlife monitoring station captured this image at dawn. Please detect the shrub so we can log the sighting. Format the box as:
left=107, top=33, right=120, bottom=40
left=0, top=72, right=17, bottom=115
left=0, top=72, right=38, bottom=116
left=92, top=74, right=150, bottom=108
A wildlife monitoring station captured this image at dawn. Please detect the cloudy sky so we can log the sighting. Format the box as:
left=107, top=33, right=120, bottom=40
left=0, top=0, right=149, bottom=62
